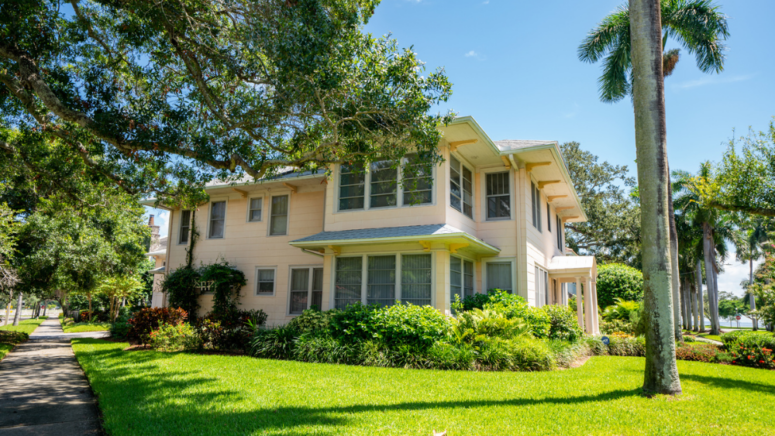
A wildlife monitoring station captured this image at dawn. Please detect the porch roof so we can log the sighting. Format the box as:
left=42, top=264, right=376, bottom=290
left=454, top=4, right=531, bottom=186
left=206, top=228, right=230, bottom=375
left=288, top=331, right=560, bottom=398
left=547, top=255, right=597, bottom=279
left=289, top=224, right=501, bottom=256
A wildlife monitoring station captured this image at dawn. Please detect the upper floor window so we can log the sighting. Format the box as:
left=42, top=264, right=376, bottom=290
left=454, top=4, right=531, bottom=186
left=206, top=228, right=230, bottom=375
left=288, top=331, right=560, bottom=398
left=248, top=198, right=263, bottom=222
left=531, top=182, right=541, bottom=231
left=556, top=215, right=563, bottom=250
left=547, top=203, right=551, bottom=232
left=208, top=201, right=226, bottom=239
left=179, top=210, right=191, bottom=244
left=270, top=195, right=289, bottom=236
left=486, top=172, right=510, bottom=220
left=450, top=156, right=473, bottom=218
left=338, top=155, right=433, bottom=212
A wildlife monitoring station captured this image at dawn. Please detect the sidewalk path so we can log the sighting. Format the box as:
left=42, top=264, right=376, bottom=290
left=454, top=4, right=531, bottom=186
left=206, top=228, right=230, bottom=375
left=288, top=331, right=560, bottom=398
left=0, top=319, right=109, bottom=435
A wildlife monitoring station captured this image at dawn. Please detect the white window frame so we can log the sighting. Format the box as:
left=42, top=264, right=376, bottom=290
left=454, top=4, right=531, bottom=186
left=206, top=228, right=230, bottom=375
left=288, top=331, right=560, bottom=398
left=449, top=155, right=475, bottom=220
left=547, top=202, right=552, bottom=232
left=531, top=180, right=542, bottom=232
left=482, top=257, right=517, bottom=294
left=178, top=209, right=192, bottom=245
left=255, top=266, right=277, bottom=297
left=268, top=194, right=290, bottom=237
left=335, top=157, right=436, bottom=213
left=534, top=265, right=549, bottom=307
left=330, top=252, right=436, bottom=309
left=206, top=200, right=227, bottom=239
left=247, top=196, right=264, bottom=223
left=556, top=215, right=563, bottom=250
left=450, top=254, right=476, bottom=302
left=481, top=168, right=514, bottom=221
left=287, top=265, right=324, bottom=316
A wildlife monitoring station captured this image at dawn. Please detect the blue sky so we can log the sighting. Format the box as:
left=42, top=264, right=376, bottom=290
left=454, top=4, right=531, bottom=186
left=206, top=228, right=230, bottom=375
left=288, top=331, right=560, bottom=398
left=147, top=0, right=774, bottom=300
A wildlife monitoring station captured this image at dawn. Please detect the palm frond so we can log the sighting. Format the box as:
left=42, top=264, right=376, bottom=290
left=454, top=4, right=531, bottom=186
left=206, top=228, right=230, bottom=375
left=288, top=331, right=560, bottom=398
left=662, top=0, right=729, bottom=74
left=577, top=5, right=630, bottom=64
left=598, top=33, right=631, bottom=103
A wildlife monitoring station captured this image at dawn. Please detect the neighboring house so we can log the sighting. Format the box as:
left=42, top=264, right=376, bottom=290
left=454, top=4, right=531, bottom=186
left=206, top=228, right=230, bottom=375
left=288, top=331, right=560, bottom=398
left=143, top=116, right=600, bottom=333
left=145, top=215, right=167, bottom=308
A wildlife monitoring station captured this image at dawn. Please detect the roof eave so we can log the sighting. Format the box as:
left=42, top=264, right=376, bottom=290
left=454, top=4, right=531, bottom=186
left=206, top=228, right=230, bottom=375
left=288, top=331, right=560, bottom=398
left=290, top=232, right=501, bottom=256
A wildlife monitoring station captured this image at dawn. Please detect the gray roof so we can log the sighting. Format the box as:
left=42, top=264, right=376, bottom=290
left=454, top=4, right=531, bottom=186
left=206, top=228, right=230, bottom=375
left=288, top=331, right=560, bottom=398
left=147, top=236, right=168, bottom=256
left=292, top=224, right=464, bottom=243
left=204, top=169, right=324, bottom=188
left=494, top=140, right=557, bottom=152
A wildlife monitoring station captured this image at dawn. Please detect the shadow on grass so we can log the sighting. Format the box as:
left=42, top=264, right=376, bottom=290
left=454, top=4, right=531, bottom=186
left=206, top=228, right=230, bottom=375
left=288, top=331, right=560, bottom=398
left=73, top=339, right=645, bottom=435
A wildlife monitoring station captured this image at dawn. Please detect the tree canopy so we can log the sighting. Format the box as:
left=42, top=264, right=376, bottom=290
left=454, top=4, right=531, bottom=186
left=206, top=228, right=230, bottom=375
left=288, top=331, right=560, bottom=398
left=560, top=141, right=641, bottom=266
left=0, top=0, right=452, bottom=207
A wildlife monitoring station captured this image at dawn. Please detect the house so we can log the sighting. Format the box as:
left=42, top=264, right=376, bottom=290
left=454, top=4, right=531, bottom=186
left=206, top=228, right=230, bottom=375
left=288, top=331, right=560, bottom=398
left=145, top=215, right=167, bottom=308
left=143, top=117, right=600, bottom=334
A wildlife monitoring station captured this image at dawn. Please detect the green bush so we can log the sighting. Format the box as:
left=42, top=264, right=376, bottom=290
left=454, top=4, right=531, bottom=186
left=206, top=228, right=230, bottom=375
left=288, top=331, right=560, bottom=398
left=596, top=264, right=644, bottom=309
left=369, top=303, right=450, bottom=350
left=426, top=342, right=475, bottom=370
left=542, top=304, right=583, bottom=341
left=110, top=319, right=131, bottom=339
left=585, top=334, right=645, bottom=357
left=249, top=325, right=298, bottom=359
left=546, top=339, right=590, bottom=367
left=720, top=330, right=749, bottom=348
left=725, top=332, right=775, bottom=369
left=328, top=303, right=378, bottom=344
left=484, top=292, right=550, bottom=338
left=507, top=338, right=556, bottom=371
left=288, top=309, right=336, bottom=334
left=602, top=299, right=641, bottom=321
left=451, top=308, right=532, bottom=345
left=293, top=332, right=361, bottom=364
left=149, top=322, right=201, bottom=352
left=675, top=343, right=723, bottom=363
left=600, top=318, right=634, bottom=335
left=451, top=292, right=492, bottom=312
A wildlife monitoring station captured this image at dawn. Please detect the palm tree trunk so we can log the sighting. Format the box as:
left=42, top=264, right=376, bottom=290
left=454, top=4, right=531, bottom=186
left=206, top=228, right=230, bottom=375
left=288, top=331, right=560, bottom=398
left=711, top=261, right=722, bottom=332
left=42, top=300, right=47, bottom=317
left=4, top=290, right=10, bottom=326
left=750, top=258, right=758, bottom=331
left=667, top=178, right=683, bottom=341
left=702, top=222, right=720, bottom=335
left=685, top=281, right=693, bottom=331
left=696, top=259, right=705, bottom=332
left=12, top=292, right=22, bottom=326
left=629, top=0, right=681, bottom=395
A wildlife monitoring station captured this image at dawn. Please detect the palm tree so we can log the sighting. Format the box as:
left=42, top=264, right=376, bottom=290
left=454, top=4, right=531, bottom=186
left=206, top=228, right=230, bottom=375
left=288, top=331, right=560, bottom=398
left=579, top=0, right=729, bottom=342
left=627, top=0, right=682, bottom=396
left=737, top=217, right=772, bottom=330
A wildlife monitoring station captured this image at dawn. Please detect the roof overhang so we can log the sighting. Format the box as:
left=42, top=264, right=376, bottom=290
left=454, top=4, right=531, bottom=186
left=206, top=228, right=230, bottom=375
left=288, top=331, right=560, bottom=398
left=547, top=255, right=597, bottom=279
left=149, top=266, right=166, bottom=275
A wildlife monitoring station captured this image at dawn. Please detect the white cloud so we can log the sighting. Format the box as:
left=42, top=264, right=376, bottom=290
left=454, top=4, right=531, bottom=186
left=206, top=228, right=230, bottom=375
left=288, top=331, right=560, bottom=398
left=673, top=73, right=755, bottom=90
left=464, top=50, right=477, bottom=57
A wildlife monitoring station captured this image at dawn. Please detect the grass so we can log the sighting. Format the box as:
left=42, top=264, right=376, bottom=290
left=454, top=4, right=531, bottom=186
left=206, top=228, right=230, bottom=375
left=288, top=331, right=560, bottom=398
left=0, top=318, right=47, bottom=360
left=0, top=317, right=47, bottom=334
left=73, top=338, right=775, bottom=436
left=686, top=330, right=774, bottom=344
left=63, top=322, right=112, bottom=333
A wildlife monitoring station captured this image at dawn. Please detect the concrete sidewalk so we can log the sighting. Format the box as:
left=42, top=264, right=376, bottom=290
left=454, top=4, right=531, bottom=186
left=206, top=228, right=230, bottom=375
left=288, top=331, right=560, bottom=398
left=0, top=319, right=108, bottom=435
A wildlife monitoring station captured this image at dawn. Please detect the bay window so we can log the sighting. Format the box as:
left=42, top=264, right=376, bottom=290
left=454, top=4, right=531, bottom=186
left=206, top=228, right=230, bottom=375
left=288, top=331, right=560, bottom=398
left=338, top=155, right=433, bottom=212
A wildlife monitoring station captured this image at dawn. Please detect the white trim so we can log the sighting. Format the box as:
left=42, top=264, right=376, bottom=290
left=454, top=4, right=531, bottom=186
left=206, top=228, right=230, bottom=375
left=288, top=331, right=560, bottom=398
left=177, top=209, right=192, bottom=245
left=482, top=257, right=517, bottom=294
left=246, top=196, right=264, bottom=223
left=267, top=194, right=290, bottom=237
left=206, top=200, right=228, bottom=239
left=254, top=266, right=277, bottom=297
left=481, top=168, right=515, bottom=222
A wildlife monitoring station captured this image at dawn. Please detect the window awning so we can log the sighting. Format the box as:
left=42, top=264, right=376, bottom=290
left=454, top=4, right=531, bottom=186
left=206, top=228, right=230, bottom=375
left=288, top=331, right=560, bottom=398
left=547, top=255, right=596, bottom=279
left=149, top=266, right=166, bottom=275
left=290, top=224, right=501, bottom=256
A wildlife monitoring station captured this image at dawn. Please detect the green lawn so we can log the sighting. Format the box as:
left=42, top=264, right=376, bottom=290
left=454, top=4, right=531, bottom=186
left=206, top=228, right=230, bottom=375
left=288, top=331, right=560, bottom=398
left=63, top=322, right=112, bottom=333
left=0, top=343, right=14, bottom=360
left=73, top=339, right=775, bottom=436
left=0, top=318, right=47, bottom=335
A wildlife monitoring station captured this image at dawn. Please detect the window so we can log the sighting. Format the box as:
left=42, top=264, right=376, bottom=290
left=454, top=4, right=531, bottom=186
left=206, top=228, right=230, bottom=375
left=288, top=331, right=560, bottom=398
left=248, top=198, right=263, bottom=222
left=367, top=256, right=396, bottom=306
left=255, top=268, right=275, bottom=296
left=547, top=203, right=551, bottom=232
left=370, top=162, right=398, bottom=208
left=556, top=215, right=563, bottom=250
left=338, top=156, right=433, bottom=212
left=269, top=195, right=289, bottom=236
left=486, top=261, right=513, bottom=293
left=401, top=254, right=432, bottom=306
left=450, top=156, right=474, bottom=218
left=531, top=182, right=542, bottom=231
left=289, top=267, right=324, bottom=314
left=535, top=266, right=548, bottom=307
left=334, top=257, right=362, bottom=309
left=486, top=172, right=511, bottom=219
left=339, top=165, right=366, bottom=211
left=179, top=210, right=191, bottom=244
left=208, top=201, right=226, bottom=238
left=451, top=257, right=475, bottom=303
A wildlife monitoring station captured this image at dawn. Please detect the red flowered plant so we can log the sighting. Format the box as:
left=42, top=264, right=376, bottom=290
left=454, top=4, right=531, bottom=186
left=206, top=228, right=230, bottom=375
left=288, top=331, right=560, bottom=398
left=128, top=307, right=188, bottom=344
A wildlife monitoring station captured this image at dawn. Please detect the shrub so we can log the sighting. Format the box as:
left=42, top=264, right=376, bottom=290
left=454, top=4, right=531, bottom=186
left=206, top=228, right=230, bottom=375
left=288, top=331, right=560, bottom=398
left=596, top=264, right=644, bottom=309
left=293, top=332, right=361, bottom=364
left=720, top=330, right=749, bottom=348
left=542, top=304, right=583, bottom=341
left=163, top=267, right=202, bottom=320
left=602, top=299, right=641, bottom=321
left=288, top=309, right=336, bottom=335
left=369, top=303, right=450, bottom=350
left=600, top=319, right=634, bottom=335
left=198, top=261, right=248, bottom=318
left=451, top=292, right=492, bottom=312
left=149, top=322, right=201, bottom=352
left=199, top=308, right=267, bottom=351
left=683, top=335, right=695, bottom=343
left=249, top=325, right=298, bottom=359
left=506, top=338, right=556, bottom=371
left=484, top=292, right=551, bottom=338
left=110, top=319, right=131, bottom=339
left=726, top=332, right=775, bottom=369
left=426, top=342, right=475, bottom=370
left=586, top=334, right=645, bottom=357
left=675, top=343, right=722, bottom=363
left=451, top=308, right=532, bottom=345
left=328, top=303, right=377, bottom=344
left=546, top=339, right=590, bottom=368
left=128, top=307, right=188, bottom=344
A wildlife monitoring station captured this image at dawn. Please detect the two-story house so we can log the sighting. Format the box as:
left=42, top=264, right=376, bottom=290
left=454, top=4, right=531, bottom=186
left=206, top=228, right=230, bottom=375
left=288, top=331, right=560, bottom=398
left=144, top=116, right=600, bottom=334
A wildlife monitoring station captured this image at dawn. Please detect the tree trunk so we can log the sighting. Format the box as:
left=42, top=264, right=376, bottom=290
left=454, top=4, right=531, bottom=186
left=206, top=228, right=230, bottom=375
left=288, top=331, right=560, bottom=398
left=711, top=261, right=722, bottom=332
left=667, top=178, right=683, bottom=342
left=4, top=290, right=11, bottom=326
left=685, top=282, right=693, bottom=331
left=88, top=293, right=92, bottom=315
left=750, top=258, right=758, bottom=331
left=702, top=222, right=719, bottom=335
left=12, top=292, right=22, bottom=326
left=629, top=0, right=681, bottom=396
left=43, top=300, right=47, bottom=317
left=696, top=259, right=705, bottom=332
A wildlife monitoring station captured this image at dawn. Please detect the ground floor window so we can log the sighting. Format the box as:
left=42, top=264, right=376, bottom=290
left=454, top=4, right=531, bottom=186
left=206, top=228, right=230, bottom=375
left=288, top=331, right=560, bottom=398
left=289, top=267, right=323, bottom=314
left=334, top=253, right=432, bottom=309
left=535, top=266, right=548, bottom=307
left=451, top=256, right=474, bottom=303
left=486, top=261, right=513, bottom=293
